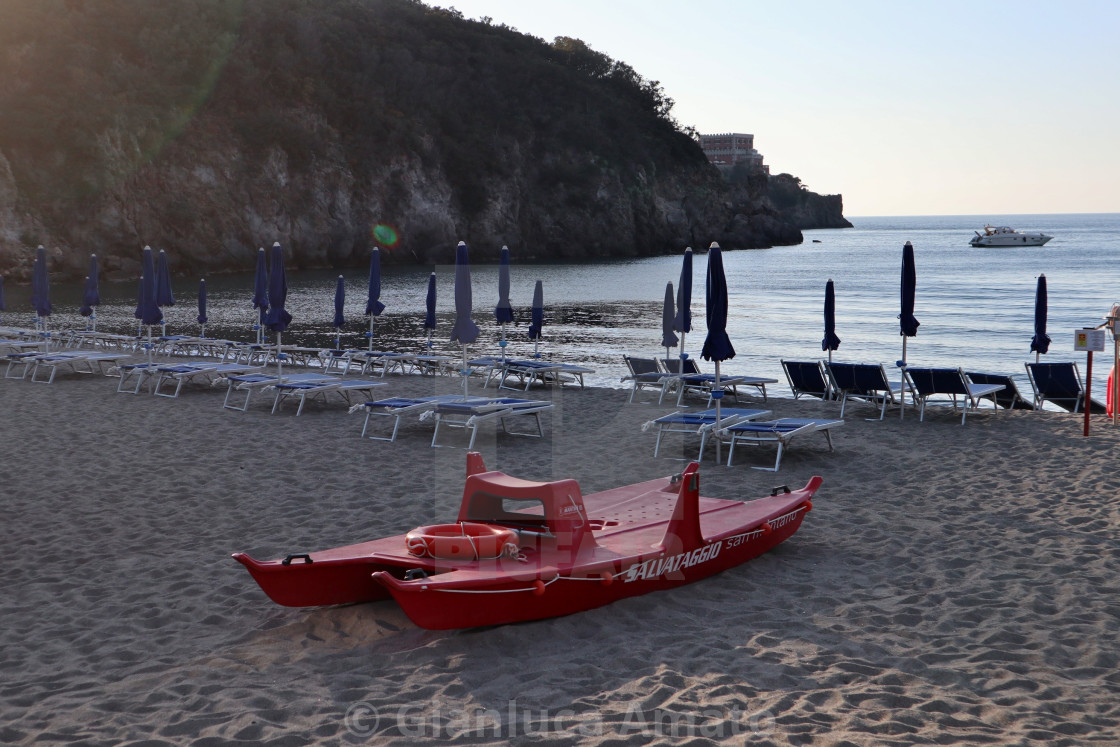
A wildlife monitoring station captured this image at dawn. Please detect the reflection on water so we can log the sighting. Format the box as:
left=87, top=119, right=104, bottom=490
left=5, top=213, right=1120, bottom=394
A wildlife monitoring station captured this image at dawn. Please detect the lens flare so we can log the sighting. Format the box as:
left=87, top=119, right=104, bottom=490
left=373, top=224, right=400, bottom=248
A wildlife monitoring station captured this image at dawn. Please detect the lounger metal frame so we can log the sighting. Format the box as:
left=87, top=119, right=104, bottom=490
left=721, top=417, right=844, bottom=471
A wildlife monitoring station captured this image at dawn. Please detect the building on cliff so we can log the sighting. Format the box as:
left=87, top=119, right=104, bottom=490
left=698, top=133, right=769, bottom=174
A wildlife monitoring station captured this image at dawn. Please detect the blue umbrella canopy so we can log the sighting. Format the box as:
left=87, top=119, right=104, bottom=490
left=31, top=245, right=51, bottom=319
left=898, top=241, right=919, bottom=369
left=80, top=254, right=100, bottom=318
left=899, top=242, right=920, bottom=338
left=495, top=245, right=514, bottom=324
left=365, top=248, right=385, bottom=317
left=449, top=241, right=479, bottom=344
left=139, top=247, right=162, bottom=326
left=673, top=247, right=692, bottom=335
left=822, top=279, right=841, bottom=352
left=197, top=279, right=208, bottom=326
left=701, top=241, right=734, bottom=462
left=364, top=249, right=385, bottom=351
left=156, top=249, right=175, bottom=308
left=264, top=242, right=292, bottom=332
left=134, top=275, right=144, bottom=323
left=252, top=247, right=269, bottom=339
left=333, top=275, right=346, bottom=330
left=424, top=271, right=437, bottom=346
left=528, top=280, right=544, bottom=340
left=701, top=243, right=734, bottom=362
left=1030, top=274, right=1050, bottom=355
left=662, top=282, right=679, bottom=349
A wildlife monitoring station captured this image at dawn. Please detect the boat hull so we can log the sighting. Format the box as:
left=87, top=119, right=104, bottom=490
left=373, top=505, right=807, bottom=629
left=233, top=463, right=821, bottom=629
left=970, top=236, right=1052, bottom=247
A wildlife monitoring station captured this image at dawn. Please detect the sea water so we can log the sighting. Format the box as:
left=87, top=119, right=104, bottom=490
left=7, top=213, right=1120, bottom=397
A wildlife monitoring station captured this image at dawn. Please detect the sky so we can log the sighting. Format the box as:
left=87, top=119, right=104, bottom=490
left=441, top=0, right=1120, bottom=217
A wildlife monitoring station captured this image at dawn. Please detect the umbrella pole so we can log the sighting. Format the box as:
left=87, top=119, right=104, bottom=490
left=461, top=344, right=469, bottom=399
left=277, top=331, right=283, bottom=380
left=899, top=337, right=908, bottom=420
left=500, top=323, right=507, bottom=363
left=368, top=316, right=374, bottom=352
left=713, top=361, right=723, bottom=464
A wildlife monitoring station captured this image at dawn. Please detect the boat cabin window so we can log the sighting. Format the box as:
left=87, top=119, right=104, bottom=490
left=463, top=491, right=548, bottom=530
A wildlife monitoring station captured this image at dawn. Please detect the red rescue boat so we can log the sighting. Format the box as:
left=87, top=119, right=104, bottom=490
left=233, top=453, right=821, bottom=630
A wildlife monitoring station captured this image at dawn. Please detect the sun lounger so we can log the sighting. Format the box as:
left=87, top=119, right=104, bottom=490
left=644, top=407, right=772, bottom=460
left=152, top=363, right=265, bottom=398
left=220, top=372, right=337, bottom=412
left=353, top=352, right=441, bottom=377
left=660, top=357, right=776, bottom=406
left=269, top=377, right=388, bottom=415
left=1024, top=361, right=1107, bottom=413
left=964, top=371, right=1034, bottom=411
left=427, top=397, right=553, bottom=449
left=721, top=418, right=844, bottom=470
left=4, top=350, right=48, bottom=379
left=781, top=360, right=831, bottom=400
left=0, top=339, right=48, bottom=356
left=824, top=362, right=910, bottom=420
left=495, top=359, right=594, bottom=390
left=902, top=367, right=1004, bottom=424
left=354, top=395, right=503, bottom=442
left=26, top=351, right=131, bottom=384
left=114, top=362, right=165, bottom=394
left=621, top=355, right=676, bottom=404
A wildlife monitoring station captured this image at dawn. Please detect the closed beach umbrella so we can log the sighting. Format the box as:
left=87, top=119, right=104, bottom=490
left=81, top=254, right=101, bottom=329
left=134, top=275, right=144, bottom=335
left=495, top=245, right=514, bottom=360
left=252, top=247, right=268, bottom=343
left=364, top=248, right=385, bottom=351
left=1030, top=274, right=1050, bottom=361
left=333, top=275, right=346, bottom=349
left=139, top=247, right=162, bottom=367
left=424, top=272, right=437, bottom=349
left=79, top=277, right=93, bottom=319
left=528, top=279, right=544, bottom=358
left=701, top=242, right=735, bottom=463
left=673, top=247, right=693, bottom=374
left=662, top=281, right=678, bottom=352
left=197, top=279, right=208, bottom=336
left=899, top=241, right=920, bottom=364
left=823, top=278, right=841, bottom=362
left=31, top=245, right=51, bottom=334
left=156, top=249, right=175, bottom=336
left=264, top=242, right=293, bottom=377
left=450, top=241, right=479, bottom=397
left=0, top=275, right=5, bottom=321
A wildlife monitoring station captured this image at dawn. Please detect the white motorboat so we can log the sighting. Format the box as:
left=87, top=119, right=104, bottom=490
left=970, top=225, right=1053, bottom=247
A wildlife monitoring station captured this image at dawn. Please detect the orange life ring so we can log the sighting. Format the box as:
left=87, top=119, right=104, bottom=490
left=405, top=522, right=519, bottom=560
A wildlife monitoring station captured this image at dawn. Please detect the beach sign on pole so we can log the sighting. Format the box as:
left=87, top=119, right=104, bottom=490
left=1075, top=328, right=1104, bottom=437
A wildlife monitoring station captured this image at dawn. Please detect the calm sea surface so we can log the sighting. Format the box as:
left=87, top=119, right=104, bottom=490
left=7, top=213, right=1120, bottom=397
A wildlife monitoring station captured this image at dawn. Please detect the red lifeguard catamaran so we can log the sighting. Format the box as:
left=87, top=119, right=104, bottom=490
left=233, top=453, right=821, bottom=630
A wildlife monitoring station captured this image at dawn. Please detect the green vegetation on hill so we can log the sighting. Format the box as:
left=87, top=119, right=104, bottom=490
left=0, top=0, right=847, bottom=278
left=0, top=0, right=699, bottom=223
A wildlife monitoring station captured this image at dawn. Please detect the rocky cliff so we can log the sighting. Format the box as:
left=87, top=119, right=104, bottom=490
left=0, top=0, right=849, bottom=282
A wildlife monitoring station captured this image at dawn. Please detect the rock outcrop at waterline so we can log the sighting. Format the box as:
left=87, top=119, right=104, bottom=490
left=0, top=0, right=850, bottom=282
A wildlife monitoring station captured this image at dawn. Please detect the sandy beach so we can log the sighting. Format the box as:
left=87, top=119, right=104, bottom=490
left=3, top=360, right=1119, bottom=745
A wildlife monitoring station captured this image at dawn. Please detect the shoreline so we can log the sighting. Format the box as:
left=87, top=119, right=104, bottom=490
left=3, top=368, right=1119, bottom=744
